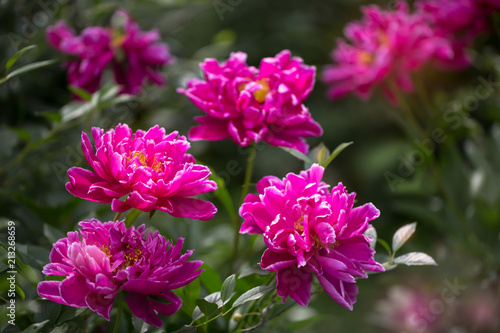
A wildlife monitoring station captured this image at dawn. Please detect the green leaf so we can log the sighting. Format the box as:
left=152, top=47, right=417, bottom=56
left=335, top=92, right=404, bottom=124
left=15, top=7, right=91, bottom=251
left=364, top=225, right=377, bottom=250
left=132, top=317, right=151, bottom=333
left=34, top=301, right=61, bottom=326
left=5, top=45, right=36, bottom=73
left=39, top=112, right=62, bottom=123
left=0, top=59, right=57, bottom=84
left=16, top=284, right=26, bottom=300
left=60, top=101, right=94, bottom=124
left=44, top=224, right=66, bottom=245
left=22, top=320, right=50, bottom=333
left=210, top=173, right=238, bottom=222
left=239, top=265, right=269, bottom=278
left=377, top=238, right=392, bottom=256
left=12, top=128, right=32, bottom=143
left=392, top=222, right=417, bottom=253
left=232, top=285, right=274, bottom=308
left=307, top=143, right=330, bottom=167
left=125, top=209, right=142, bottom=227
left=322, top=141, right=353, bottom=168
left=200, top=263, right=222, bottom=294
left=279, top=146, right=313, bottom=164
left=55, top=307, right=86, bottom=325
left=221, top=274, right=236, bottom=303
left=99, top=84, right=120, bottom=102
left=68, top=85, right=92, bottom=101
left=195, top=299, right=218, bottom=317
left=394, top=252, right=437, bottom=266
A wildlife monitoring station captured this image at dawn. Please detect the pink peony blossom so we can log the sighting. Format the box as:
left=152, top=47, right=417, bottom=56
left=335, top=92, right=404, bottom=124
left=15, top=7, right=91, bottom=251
left=178, top=50, right=322, bottom=154
left=37, top=219, right=203, bottom=327
left=111, top=10, right=174, bottom=95
left=322, top=1, right=455, bottom=103
left=371, top=286, right=438, bottom=333
left=47, top=21, right=114, bottom=95
left=239, top=164, right=384, bottom=308
left=46, top=10, right=173, bottom=97
left=66, top=124, right=217, bottom=220
left=416, top=0, right=489, bottom=69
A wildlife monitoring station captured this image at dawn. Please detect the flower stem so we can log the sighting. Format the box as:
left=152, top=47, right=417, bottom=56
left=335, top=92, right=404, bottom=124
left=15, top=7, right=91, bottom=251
left=240, top=143, right=257, bottom=204
left=388, top=80, right=426, bottom=139
left=390, top=84, right=474, bottom=238
left=113, top=212, right=122, bottom=222
left=229, top=143, right=257, bottom=272
left=111, top=292, right=123, bottom=333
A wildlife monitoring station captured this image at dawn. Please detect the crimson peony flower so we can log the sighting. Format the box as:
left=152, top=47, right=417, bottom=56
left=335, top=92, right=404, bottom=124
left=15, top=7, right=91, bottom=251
left=239, top=164, right=384, bottom=308
left=322, top=1, right=455, bottom=103
left=46, top=10, right=173, bottom=96
left=416, top=0, right=488, bottom=69
left=66, top=124, right=217, bottom=220
left=47, top=21, right=114, bottom=95
left=178, top=50, right=322, bottom=154
left=37, top=219, right=203, bottom=327
left=111, top=10, right=174, bottom=95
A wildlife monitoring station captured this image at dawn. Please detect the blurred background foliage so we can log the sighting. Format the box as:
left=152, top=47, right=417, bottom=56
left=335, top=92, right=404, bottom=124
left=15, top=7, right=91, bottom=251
left=1, top=0, right=499, bottom=332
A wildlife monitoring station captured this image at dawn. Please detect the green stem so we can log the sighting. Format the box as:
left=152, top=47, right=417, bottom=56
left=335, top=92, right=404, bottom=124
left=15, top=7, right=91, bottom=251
left=229, top=143, right=257, bottom=272
left=111, top=293, right=123, bottom=333
left=240, top=143, right=257, bottom=204
left=415, top=72, right=433, bottom=117
left=388, top=80, right=426, bottom=140
left=113, top=212, right=121, bottom=222
left=236, top=274, right=276, bottom=331
left=391, top=85, right=475, bottom=239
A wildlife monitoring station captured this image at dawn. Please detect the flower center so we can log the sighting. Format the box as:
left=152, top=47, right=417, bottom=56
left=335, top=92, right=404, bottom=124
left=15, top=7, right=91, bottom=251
left=128, top=151, right=162, bottom=172
left=102, top=245, right=142, bottom=270
left=253, top=78, right=270, bottom=103
left=378, top=31, right=389, bottom=47
left=123, top=248, right=142, bottom=267
left=294, top=214, right=305, bottom=233
left=358, top=51, right=374, bottom=65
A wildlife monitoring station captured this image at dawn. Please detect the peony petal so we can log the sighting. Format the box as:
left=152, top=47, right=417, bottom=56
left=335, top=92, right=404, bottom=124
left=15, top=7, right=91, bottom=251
left=37, top=281, right=66, bottom=305
left=156, top=197, right=217, bottom=220
left=126, top=292, right=163, bottom=327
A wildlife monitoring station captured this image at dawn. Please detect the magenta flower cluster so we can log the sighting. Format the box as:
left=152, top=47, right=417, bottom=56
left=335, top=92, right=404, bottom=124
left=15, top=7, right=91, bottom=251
left=66, top=124, right=217, bottom=220
left=322, top=0, right=497, bottom=103
left=239, top=164, right=384, bottom=308
left=178, top=50, right=322, bottom=154
left=47, top=10, right=173, bottom=96
left=37, top=219, right=203, bottom=327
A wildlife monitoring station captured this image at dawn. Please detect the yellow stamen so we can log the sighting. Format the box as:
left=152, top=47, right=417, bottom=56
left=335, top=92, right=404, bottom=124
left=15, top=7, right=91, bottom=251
left=378, top=31, right=390, bottom=47
left=358, top=51, right=374, bottom=65
left=253, top=79, right=270, bottom=103
left=128, top=151, right=162, bottom=172
left=111, top=35, right=126, bottom=49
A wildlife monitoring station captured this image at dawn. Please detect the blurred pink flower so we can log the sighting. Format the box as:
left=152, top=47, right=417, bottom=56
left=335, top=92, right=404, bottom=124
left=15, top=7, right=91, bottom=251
left=239, top=164, right=383, bottom=308
left=66, top=124, right=217, bottom=220
left=178, top=50, right=322, bottom=154
left=474, top=0, right=500, bottom=11
left=416, top=0, right=489, bottom=69
left=37, top=219, right=203, bottom=327
left=46, top=10, right=173, bottom=97
left=371, top=286, right=439, bottom=333
left=322, top=1, right=455, bottom=103
left=111, top=10, right=174, bottom=95
left=47, top=21, right=114, bottom=95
